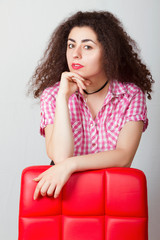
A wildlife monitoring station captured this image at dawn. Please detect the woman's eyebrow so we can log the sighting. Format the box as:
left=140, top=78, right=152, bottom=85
left=68, top=38, right=96, bottom=45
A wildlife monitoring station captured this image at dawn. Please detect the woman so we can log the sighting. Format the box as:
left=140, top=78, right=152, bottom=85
left=28, top=11, right=154, bottom=200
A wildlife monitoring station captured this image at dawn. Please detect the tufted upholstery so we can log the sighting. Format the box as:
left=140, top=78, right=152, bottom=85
left=18, top=166, right=148, bottom=240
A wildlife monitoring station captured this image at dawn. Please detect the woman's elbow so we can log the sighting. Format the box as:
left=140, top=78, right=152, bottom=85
left=46, top=146, right=58, bottom=164
left=121, top=155, right=133, bottom=168
left=46, top=148, right=74, bottom=164
left=116, top=151, right=133, bottom=168
left=47, top=150, right=62, bottom=164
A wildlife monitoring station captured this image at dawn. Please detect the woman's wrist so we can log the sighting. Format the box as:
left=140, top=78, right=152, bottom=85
left=66, top=157, right=77, bottom=174
left=56, top=91, right=70, bottom=103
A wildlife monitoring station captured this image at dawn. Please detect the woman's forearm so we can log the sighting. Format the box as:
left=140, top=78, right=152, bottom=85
left=46, top=72, right=89, bottom=164
left=67, top=149, right=132, bottom=174
left=48, top=93, right=74, bottom=164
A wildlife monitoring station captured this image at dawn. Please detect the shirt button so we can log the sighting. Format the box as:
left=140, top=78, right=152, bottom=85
left=95, top=123, right=98, bottom=127
left=92, top=143, right=96, bottom=146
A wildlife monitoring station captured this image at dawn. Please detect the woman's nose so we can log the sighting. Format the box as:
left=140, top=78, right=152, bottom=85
left=73, top=46, right=82, bottom=59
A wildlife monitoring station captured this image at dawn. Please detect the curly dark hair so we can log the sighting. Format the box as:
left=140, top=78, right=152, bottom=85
left=28, top=10, right=154, bottom=99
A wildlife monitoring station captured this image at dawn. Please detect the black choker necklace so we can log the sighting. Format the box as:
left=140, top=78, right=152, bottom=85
left=83, top=80, right=108, bottom=95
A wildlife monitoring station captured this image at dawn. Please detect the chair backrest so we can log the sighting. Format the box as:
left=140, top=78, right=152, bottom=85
left=18, top=166, right=148, bottom=240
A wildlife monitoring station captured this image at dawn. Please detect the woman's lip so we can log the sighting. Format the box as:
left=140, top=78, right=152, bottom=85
left=71, top=63, right=84, bottom=70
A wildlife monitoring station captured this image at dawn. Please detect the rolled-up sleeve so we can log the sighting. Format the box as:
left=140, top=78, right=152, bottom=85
left=40, top=89, right=56, bottom=137
left=123, top=90, right=148, bottom=132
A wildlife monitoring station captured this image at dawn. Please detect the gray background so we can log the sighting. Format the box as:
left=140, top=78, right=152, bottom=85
left=0, top=0, right=159, bottom=239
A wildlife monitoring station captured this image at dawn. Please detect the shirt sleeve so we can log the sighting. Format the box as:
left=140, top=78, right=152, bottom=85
left=123, top=90, right=148, bottom=132
left=40, top=89, right=56, bottom=137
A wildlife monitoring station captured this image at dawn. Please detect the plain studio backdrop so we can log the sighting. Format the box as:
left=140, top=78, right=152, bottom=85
left=0, top=0, right=159, bottom=239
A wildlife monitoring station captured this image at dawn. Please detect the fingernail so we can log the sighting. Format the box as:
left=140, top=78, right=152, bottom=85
left=86, top=82, right=90, bottom=85
left=33, top=178, right=38, bottom=181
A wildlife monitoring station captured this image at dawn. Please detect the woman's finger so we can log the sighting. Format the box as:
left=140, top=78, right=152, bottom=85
left=71, top=74, right=91, bottom=86
left=47, top=182, right=56, bottom=197
left=71, top=77, right=87, bottom=94
left=33, top=178, right=46, bottom=200
left=72, top=77, right=87, bottom=90
left=72, top=79, right=84, bottom=94
left=40, top=181, right=51, bottom=197
left=33, top=176, right=41, bottom=181
left=78, top=83, right=84, bottom=95
left=54, top=184, right=62, bottom=199
left=67, top=72, right=86, bottom=82
left=33, top=172, right=44, bottom=181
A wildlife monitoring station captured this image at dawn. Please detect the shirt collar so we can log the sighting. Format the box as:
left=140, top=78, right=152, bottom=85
left=109, top=79, right=126, bottom=96
left=102, top=79, right=126, bottom=106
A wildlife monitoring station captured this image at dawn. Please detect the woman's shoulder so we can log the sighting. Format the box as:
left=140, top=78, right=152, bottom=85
left=112, top=80, right=145, bottom=98
left=40, top=82, right=60, bottom=102
left=124, top=82, right=143, bottom=95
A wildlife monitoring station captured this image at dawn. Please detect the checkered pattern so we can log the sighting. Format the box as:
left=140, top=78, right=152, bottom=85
left=40, top=80, right=148, bottom=156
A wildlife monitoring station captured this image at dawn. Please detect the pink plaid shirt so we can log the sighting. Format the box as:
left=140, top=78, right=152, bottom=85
left=40, top=80, right=148, bottom=156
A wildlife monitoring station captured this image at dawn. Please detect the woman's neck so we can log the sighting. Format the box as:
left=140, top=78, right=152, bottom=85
left=83, top=80, right=110, bottom=113
left=83, top=81, right=110, bottom=120
left=84, top=72, right=108, bottom=94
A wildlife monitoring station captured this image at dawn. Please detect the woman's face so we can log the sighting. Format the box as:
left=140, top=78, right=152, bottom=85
left=66, top=26, right=105, bottom=80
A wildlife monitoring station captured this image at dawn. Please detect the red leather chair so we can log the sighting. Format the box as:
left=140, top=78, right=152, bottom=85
left=18, top=166, right=148, bottom=240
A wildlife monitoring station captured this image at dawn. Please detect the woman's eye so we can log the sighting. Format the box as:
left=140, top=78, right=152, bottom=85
left=68, top=44, right=74, bottom=49
left=84, top=45, right=92, bottom=50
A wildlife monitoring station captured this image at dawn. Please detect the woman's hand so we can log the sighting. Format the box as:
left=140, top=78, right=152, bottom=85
left=58, top=71, right=90, bottom=98
left=33, top=159, right=74, bottom=200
